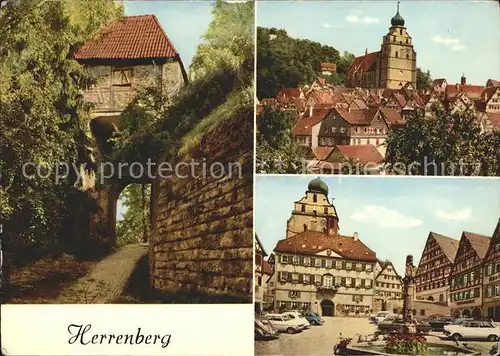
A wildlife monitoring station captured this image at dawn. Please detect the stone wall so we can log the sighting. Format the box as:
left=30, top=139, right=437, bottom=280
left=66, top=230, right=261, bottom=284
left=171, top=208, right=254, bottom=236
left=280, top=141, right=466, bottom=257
left=149, top=110, right=253, bottom=301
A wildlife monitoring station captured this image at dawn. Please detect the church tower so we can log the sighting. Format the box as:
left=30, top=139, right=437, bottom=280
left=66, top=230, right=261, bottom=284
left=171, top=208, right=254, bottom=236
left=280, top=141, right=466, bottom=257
left=378, top=2, right=417, bottom=89
left=286, top=178, right=340, bottom=239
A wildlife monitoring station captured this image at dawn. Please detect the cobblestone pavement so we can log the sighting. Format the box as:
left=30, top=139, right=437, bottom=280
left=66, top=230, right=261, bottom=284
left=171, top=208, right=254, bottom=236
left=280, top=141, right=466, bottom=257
left=56, top=243, right=148, bottom=304
left=255, top=317, right=497, bottom=355
left=255, top=317, right=377, bottom=356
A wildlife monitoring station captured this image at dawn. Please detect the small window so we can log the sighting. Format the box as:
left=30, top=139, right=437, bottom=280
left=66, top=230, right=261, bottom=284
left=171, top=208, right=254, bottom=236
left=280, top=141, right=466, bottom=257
left=395, top=51, right=398, bottom=58
left=301, top=204, right=305, bottom=212
left=313, top=194, right=317, bottom=203
left=399, top=28, right=402, bottom=35
left=406, top=54, right=409, bottom=59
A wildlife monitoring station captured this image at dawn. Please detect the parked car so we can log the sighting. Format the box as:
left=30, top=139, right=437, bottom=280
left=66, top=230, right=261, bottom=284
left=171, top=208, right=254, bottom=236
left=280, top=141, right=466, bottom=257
left=429, top=316, right=454, bottom=331
left=377, top=316, right=431, bottom=335
left=444, top=321, right=500, bottom=341
left=304, top=313, right=324, bottom=325
left=264, top=314, right=304, bottom=334
left=451, top=317, right=474, bottom=325
left=255, top=319, right=279, bottom=340
left=370, top=311, right=395, bottom=324
left=281, top=311, right=311, bottom=329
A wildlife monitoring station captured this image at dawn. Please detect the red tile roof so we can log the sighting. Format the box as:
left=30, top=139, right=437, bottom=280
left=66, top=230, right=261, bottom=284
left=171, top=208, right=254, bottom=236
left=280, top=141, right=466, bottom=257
left=393, top=92, right=407, bottom=107
left=487, top=113, right=500, bottom=128
left=482, top=86, right=500, bottom=102
left=336, top=144, right=384, bottom=165
left=486, top=79, right=500, bottom=87
left=292, top=108, right=330, bottom=136
left=446, top=84, right=485, bottom=100
left=312, top=146, right=335, bottom=160
left=274, top=230, right=378, bottom=262
left=278, top=88, right=301, bottom=99
left=430, top=232, right=460, bottom=263
left=348, top=51, right=379, bottom=74
left=263, top=260, right=273, bottom=275
left=320, top=62, right=337, bottom=71
left=433, top=78, right=447, bottom=87
left=311, top=90, right=335, bottom=105
left=462, top=232, right=491, bottom=260
left=334, top=108, right=369, bottom=125
left=74, top=15, right=179, bottom=61
left=379, top=107, right=405, bottom=126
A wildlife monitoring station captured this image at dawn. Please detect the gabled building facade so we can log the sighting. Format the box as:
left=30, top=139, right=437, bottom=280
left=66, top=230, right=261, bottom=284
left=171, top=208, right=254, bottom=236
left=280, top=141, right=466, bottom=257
left=483, top=220, right=500, bottom=321
left=273, top=230, right=377, bottom=316
left=449, top=232, right=491, bottom=319
left=374, top=260, right=403, bottom=312
left=415, top=232, right=459, bottom=304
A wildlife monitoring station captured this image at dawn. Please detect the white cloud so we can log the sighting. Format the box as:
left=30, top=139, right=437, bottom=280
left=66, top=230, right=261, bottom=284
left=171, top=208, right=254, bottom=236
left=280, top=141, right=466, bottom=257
left=322, top=23, right=341, bottom=29
left=434, top=207, right=472, bottom=221
left=350, top=205, right=423, bottom=228
left=432, top=35, right=466, bottom=51
left=345, top=15, right=379, bottom=25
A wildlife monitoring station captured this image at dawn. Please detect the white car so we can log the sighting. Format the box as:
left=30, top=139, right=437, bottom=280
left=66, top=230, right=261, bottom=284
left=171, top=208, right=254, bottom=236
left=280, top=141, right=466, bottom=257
left=281, top=311, right=311, bottom=329
left=444, top=321, right=500, bottom=341
left=264, top=314, right=304, bottom=334
left=370, top=311, right=395, bottom=324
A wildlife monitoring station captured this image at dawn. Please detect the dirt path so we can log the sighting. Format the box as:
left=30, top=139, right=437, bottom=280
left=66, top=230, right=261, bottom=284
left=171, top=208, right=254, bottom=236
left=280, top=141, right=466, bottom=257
left=56, top=243, right=148, bottom=304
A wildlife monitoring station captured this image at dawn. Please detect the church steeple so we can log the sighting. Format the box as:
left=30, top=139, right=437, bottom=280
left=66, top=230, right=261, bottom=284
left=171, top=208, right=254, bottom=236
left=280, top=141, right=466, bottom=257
left=391, top=1, right=405, bottom=27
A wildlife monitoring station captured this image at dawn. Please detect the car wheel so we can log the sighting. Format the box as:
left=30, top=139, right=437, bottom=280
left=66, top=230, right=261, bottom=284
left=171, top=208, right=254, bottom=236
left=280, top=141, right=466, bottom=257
left=487, top=335, right=499, bottom=342
left=452, top=333, right=463, bottom=341
left=286, top=327, right=295, bottom=334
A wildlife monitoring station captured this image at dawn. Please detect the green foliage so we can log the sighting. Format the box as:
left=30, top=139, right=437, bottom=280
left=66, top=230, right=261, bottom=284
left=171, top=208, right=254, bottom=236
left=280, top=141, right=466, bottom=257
left=116, top=184, right=150, bottom=246
left=384, top=107, right=499, bottom=176
left=257, top=27, right=354, bottom=99
left=256, top=107, right=308, bottom=173
left=416, top=67, right=432, bottom=90
left=0, top=0, right=122, bottom=263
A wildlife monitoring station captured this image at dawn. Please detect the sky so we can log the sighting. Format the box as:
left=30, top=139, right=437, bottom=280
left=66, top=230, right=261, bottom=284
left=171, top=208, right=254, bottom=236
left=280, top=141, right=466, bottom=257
left=124, top=1, right=214, bottom=68
left=257, top=0, right=500, bottom=85
left=255, top=176, right=500, bottom=276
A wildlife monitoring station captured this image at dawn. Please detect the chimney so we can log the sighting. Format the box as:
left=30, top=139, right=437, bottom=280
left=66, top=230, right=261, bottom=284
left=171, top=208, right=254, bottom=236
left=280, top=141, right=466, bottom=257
left=461, top=73, right=466, bottom=85
left=365, top=48, right=368, bottom=56
left=353, top=232, right=359, bottom=241
left=309, top=105, right=313, bottom=117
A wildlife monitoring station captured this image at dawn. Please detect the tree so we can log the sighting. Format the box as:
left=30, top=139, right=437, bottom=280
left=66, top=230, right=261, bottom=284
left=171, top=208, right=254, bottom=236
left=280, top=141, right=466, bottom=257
left=256, top=107, right=308, bottom=173
left=384, top=107, right=499, bottom=176
left=0, top=0, right=123, bottom=262
left=257, top=27, right=344, bottom=99
left=116, top=184, right=151, bottom=245
left=416, top=67, right=432, bottom=91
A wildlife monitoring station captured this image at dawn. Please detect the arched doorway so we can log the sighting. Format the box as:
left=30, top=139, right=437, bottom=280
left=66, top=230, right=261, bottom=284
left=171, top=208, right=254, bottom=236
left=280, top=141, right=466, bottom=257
left=462, top=309, right=471, bottom=318
left=321, top=299, right=335, bottom=317
left=427, top=296, right=434, bottom=301
left=471, top=307, right=482, bottom=320
left=116, top=183, right=152, bottom=245
left=453, top=310, right=461, bottom=318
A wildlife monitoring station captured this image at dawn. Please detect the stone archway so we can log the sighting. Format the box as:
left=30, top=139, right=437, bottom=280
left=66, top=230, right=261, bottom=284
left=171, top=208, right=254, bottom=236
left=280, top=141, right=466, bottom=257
left=321, top=299, right=335, bottom=317
left=471, top=307, right=482, bottom=320
left=462, top=309, right=471, bottom=318
left=427, top=296, right=434, bottom=301
left=453, top=310, right=461, bottom=318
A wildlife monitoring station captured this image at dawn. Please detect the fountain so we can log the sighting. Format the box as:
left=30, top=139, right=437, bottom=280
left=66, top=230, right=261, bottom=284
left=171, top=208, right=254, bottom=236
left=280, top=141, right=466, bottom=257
left=334, top=255, right=481, bottom=355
